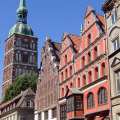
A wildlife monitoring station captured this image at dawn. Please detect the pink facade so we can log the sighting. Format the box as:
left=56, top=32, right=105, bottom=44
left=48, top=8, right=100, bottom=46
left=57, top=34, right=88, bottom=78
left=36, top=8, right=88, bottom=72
left=59, top=6, right=111, bottom=120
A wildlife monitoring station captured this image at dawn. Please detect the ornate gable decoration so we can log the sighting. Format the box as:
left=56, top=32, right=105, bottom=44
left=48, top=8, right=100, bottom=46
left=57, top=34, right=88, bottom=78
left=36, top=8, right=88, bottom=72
left=111, top=57, right=120, bottom=67
left=85, top=6, right=94, bottom=17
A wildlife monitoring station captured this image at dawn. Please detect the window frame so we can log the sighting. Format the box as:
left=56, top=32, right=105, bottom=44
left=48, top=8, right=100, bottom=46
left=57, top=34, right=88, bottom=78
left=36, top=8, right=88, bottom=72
left=112, top=36, right=120, bottom=52
left=115, top=69, right=120, bottom=94
left=98, top=87, right=108, bottom=105
left=87, top=93, right=94, bottom=109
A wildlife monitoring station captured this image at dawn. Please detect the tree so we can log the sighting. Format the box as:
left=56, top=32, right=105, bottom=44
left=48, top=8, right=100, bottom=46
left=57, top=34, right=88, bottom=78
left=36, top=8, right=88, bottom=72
left=4, top=72, right=38, bottom=102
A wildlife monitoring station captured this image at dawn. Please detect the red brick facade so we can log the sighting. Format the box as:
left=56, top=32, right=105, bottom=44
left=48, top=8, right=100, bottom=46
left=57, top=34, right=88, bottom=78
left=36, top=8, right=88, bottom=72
left=3, top=34, right=38, bottom=96
left=59, top=6, right=110, bottom=120
left=35, top=38, right=61, bottom=119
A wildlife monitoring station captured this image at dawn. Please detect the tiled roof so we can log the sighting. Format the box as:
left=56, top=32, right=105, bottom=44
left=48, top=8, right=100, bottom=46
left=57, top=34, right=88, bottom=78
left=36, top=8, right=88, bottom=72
left=97, top=15, right=106, bottom=26
left=68, top=34, right=81, bottom=52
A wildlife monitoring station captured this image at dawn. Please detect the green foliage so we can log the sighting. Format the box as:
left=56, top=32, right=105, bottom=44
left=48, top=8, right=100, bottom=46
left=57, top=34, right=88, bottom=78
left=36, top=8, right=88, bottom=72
left=4, top=72, right=38, bottom=102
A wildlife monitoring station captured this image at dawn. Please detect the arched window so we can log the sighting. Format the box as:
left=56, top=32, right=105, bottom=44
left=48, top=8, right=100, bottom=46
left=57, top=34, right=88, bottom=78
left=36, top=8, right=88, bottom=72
left=98, top=87, right=108, bottom=105
left=77, top=78, right=80, bottom=88
left=87, top=93, right=94, bottom=109
left=101, top=63, right=106, bottom=76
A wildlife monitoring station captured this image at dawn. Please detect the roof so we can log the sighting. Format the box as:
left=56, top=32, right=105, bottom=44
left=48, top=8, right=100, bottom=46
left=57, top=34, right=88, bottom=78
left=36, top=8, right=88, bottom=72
left=8, top=23, right=34, bottom=37
left=102, top=0, right=115, bottom=12
left=69, top=34, right=81, bottom=52
left=0, top=88, right=35, bottom=110
left=69, top=88, right=83, bottom=95
left=65, top=88, right=83, bottom=98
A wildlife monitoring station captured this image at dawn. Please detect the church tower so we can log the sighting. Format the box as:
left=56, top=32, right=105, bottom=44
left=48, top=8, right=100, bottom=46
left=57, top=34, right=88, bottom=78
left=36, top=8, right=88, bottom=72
left=2, top=0, right=38, bottom=96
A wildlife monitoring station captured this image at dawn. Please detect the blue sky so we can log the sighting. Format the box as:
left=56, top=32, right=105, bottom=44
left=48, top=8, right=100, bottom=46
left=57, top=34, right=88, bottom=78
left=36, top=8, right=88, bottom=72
left=0, top=0, right=105, bottom=98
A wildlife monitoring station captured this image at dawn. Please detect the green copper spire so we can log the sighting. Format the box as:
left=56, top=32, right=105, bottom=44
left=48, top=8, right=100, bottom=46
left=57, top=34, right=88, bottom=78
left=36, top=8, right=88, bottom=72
left=17, top=0, right=28, bottom=24
left=8, top=0, right=34, bottom=37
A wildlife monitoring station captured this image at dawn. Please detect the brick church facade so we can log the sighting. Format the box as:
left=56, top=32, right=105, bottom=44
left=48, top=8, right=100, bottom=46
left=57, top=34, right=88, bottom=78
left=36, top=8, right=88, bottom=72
left=2, top=0, right=38, bottom=96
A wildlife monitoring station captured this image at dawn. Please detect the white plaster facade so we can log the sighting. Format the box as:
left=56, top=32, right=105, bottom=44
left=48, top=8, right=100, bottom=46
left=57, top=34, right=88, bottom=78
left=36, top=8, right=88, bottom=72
left=35, top=109, right=57, bottom=120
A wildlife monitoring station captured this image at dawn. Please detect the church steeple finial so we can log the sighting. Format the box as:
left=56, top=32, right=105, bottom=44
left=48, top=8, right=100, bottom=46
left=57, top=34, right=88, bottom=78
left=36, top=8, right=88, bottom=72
left=17, top=0, right=28, bottom=24
left=8, top=0, right=34, bottom=37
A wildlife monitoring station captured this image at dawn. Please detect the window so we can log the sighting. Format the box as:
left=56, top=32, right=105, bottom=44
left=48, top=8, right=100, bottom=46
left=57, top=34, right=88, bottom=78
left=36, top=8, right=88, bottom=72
left=87, top=93, right=94, bottom=109
left=69, top=66, right=73, bottom=76
left=98, top=88, right=108, bottom=105
left=82, top=75, right=86, bottom=86
left=115, top=70, right=120, bottom=93
left=82, top=56, right=85, bottom=68
left=70, top=82, right=73, bottom=88
left=60, top=104, right=67, bottom=120
left=88, top=34, right=91, bottom=45
left=88, top=71, right=92, bottom=83
left=52, top=107, right=57, bottom=118
left=65, top=69, right=68, bottom=79
left=88, top=52, right=91, bottom=63
left=94, top=47, right=98, bottom=59
left=31, top=42, right=36, bottom=50
left=22, top=52, right=29, bottom=63
left=61, top=88, right=64, bottom=97
left=75, top=95, right=83, bottom=110
left=38, top=113, right=41, bottom=120
left=61, top=72, right=64, bottom=81
left=26, top=100, right=31, bottom=107
left=23, top=41, right=29, bottom=49
left=15, top=52, right=21, bottom=62
left=77, top=78, right=80, bottom=88
left=101, top=63, right=106, bottom=76
left=44, top=111, right=48, bottom=120
left=65, top=55, right=67, bottom=64
left=16, top=39, right=21, bottom=47
left=112, top=37, right=119, bottom=51
left=95, top=67, right=99, bottom=80
left=66, top=85, right=69, bottom=92
left=67, top=97, right=74, bottom=112
left=30, top=54, right=35, bottom=64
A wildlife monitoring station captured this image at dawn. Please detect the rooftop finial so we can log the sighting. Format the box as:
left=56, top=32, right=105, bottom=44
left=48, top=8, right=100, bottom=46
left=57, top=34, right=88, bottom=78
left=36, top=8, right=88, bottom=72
left=17, top=0, right=28, bottom=24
